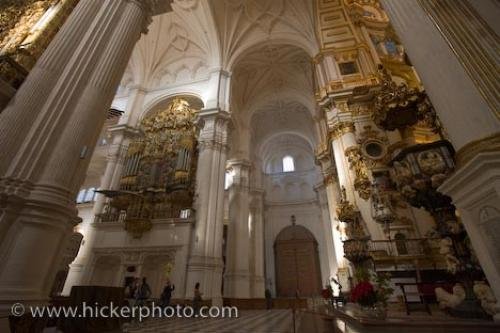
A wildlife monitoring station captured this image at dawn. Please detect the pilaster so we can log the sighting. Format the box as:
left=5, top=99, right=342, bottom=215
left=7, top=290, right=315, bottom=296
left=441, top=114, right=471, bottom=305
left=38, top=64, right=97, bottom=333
left=224, top=159, right=252, bottom=298
left=185, top=108, right=230, bottom=305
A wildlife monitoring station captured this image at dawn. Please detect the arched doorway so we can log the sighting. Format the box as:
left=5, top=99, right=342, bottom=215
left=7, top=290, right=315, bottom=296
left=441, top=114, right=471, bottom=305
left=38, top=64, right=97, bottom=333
left=274, top=225, right=322, bottom=297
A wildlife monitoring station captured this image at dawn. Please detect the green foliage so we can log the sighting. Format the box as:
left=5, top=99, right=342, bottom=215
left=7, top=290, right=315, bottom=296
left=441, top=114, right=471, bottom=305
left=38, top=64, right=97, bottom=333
left=351, top=268, right=394, bottom=307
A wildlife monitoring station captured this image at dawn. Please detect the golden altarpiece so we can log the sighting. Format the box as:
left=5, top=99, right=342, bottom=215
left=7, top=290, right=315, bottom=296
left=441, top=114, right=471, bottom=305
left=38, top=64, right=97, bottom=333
left=96, top=98, right=199, bottom=238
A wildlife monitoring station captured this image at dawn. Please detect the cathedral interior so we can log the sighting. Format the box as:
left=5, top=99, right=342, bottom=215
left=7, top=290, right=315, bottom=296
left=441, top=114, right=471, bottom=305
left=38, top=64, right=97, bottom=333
left=0, top=0, right=499, bottom=332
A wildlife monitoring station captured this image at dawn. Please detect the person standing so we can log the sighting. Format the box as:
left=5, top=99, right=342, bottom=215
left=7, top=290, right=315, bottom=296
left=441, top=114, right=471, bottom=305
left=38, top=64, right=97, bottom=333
left=135, top=277, right=151, bottom=307
left=125, top=278, right=140, bottom=307
left=192, top=282, right=203, bottom=315
left=160, top=279, right=175, bottom=307
left=265, top=288, right=273, bottom=310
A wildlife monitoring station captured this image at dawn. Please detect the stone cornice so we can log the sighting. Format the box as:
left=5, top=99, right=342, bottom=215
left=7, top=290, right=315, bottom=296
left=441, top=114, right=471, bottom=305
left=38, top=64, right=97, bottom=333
left=455, top=132, right=500, bottom=169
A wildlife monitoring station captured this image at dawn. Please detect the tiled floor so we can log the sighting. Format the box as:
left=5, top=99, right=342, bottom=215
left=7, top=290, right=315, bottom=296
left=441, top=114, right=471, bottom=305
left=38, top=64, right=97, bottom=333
left=123, top=309, right=304, bottom=333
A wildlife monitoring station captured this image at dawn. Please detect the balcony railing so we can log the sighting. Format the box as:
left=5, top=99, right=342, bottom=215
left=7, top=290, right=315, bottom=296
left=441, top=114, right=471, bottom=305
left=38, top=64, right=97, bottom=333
left=0, top=55, right=28, bottom=90
left=368, top=238, right=440, bottom=258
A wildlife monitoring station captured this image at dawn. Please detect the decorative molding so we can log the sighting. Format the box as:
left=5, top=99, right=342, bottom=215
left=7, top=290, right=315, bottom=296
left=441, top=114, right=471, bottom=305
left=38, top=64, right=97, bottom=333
left=328, top=121, right=356, bottom=141
left=345, top=146, right=372, bottom=200
left=455, top=132, right=500, bottom=169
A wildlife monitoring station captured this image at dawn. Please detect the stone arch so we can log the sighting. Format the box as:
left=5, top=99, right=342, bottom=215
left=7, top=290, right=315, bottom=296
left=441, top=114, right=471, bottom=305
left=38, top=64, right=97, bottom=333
left=90, top=255, right=121, bottom=286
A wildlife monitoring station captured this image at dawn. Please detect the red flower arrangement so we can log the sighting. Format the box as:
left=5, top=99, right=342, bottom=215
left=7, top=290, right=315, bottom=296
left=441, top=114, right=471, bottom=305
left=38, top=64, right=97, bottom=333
left=322, top=287, right=333, bottom=300
left=350, top=281, right=377, bottom=307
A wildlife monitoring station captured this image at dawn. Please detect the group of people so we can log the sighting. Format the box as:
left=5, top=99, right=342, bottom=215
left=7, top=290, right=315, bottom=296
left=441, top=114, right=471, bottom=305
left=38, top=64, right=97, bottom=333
left=125, top=278, right=203, bottom=311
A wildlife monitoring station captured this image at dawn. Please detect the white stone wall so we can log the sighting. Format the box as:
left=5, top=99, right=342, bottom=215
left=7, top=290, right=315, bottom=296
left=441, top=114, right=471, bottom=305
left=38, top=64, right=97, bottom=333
left=84, top=220, right=192, bottom=299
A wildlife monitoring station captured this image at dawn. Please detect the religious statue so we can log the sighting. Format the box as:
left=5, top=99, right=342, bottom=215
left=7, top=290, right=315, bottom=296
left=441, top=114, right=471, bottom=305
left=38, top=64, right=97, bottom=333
left=473, top=281, right=499, bottom=316
left=435, top=284, right=466, bottom=310
left=439, top=237, right=461, bottom=274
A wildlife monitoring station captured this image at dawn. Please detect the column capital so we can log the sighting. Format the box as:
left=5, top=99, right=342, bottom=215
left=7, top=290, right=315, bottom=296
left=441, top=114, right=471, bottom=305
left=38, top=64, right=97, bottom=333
left=108, top=124, right=141, bottom=138
left=226, top=159, right=252, bottom=169
left=328, top=120, right=356, bottom=141
left=196, top=108, right=231, bottom=152
left=197, top=108, right=231, bottom=122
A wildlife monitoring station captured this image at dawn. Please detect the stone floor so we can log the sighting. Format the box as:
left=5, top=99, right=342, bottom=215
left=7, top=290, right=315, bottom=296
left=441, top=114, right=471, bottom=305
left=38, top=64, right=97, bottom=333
left=123, top=309, right=332, bottom=333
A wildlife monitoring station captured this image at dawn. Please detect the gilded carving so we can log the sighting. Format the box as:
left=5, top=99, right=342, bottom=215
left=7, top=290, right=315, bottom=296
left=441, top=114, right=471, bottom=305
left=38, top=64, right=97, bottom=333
left=372, top=65, right=437, bottom=131
left=96, top=98, right=199, bottom=238
left=345, top=146, right=372, bottom=200
left=336, top=186, right=358, bottom=223
left=328, top=121, right=355, bottom=141
left=0, top=0, right=79, bottom=87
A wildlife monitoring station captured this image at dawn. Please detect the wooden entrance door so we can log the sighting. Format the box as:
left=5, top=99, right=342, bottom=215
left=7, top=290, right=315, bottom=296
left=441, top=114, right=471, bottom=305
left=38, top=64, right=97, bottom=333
left=274, top=225, right=322, bottom=297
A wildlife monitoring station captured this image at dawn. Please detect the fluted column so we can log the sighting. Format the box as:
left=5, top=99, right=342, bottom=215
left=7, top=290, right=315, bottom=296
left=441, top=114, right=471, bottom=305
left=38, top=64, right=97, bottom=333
left=185, top=109, right=230, bottom=305
left=223, top=159, right=251, bottom=298
left=380, top=0, right=499, bottom=150
left=0, top=0, right=155, bottom=315
left=382, top=0, right=500, bottom=320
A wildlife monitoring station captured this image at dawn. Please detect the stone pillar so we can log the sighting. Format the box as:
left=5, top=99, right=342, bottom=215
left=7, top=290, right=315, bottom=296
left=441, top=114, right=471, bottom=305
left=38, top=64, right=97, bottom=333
left=0, top=0, right=155, bottom=316
left=328, top=107, right=384, bottom=239
left=315, top=183, right=339, bottom=279
left=185, top=108, right=230, bottom=305
left=63, top=125, right=139, bottom=294
left=315, top=144, right=347, bottom=291
left=224, top=159, right=251, bottom=298
left=64, top=84, right=145, bottom=292
left=249, top=188, right=265, bottom=298
left=381, top=0, right=500, bottom=320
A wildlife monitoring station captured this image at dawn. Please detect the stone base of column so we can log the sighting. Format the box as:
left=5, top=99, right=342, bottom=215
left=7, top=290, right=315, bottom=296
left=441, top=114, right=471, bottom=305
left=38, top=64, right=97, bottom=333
left=440, top=151, right=500, bottom=305
left=185, top=255, right=224, bottom=303
left=62, top=262, right=85, bottom=296
left=224, top=271, right=251, bottom=298
left=0, top=193, right=76, bottom=317
left=250, top=275, right=265, bottom=298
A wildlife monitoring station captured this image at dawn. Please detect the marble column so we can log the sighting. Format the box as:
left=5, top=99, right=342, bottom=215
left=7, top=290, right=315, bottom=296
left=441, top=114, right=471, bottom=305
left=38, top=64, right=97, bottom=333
left=185, top=108, right=230, bottom=305
left=381, top=0, right=500, bottom=320
left=224, top=159, right=251, bottom=298
left=0, top=0, right=154, bottom=316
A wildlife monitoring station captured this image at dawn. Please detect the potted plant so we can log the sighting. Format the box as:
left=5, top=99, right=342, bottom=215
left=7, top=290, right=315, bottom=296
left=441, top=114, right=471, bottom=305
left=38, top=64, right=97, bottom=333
left=350, top=268, right=393, bottom=319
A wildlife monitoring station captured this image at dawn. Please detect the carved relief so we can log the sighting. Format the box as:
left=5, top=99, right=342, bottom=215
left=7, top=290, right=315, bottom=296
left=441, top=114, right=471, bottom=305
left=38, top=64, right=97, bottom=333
left=345, top=146, right=372, bottom=200
left=372, top=65, right=438, bottom=131
left=328, top=121, right=356, bottom=141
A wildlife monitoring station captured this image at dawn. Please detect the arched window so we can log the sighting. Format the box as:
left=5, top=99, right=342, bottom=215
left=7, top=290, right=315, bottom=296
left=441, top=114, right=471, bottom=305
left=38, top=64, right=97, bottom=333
left=224, top=170, right=233, bottom=190
left=282, top=156, right=295, bottom=172
left=84, top=188, right=96, bottom=202
left=76, top=189, right=86, bottom=203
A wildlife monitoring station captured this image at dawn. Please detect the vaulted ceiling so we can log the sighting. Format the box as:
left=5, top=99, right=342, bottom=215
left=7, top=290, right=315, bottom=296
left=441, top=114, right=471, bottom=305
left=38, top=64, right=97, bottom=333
left=209, top=0, right=319, bottom=69
left=120, top=0, right=321, bottom=161
left=121, top=0, right=220, bottom=89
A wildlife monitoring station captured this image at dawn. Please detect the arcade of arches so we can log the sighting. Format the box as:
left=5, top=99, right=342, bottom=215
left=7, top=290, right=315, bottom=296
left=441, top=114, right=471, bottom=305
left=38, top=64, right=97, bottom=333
left=0, top=0, right=499, bottom=331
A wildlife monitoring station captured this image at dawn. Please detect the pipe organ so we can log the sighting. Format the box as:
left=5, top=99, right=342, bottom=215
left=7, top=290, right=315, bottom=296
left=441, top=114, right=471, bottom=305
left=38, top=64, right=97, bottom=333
left=97, top=98, right=199, bottom=237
